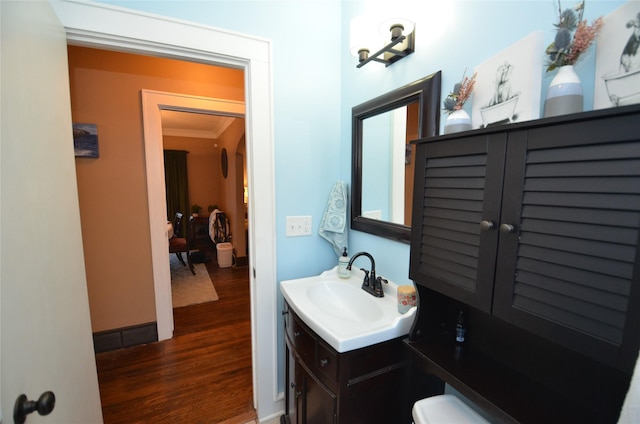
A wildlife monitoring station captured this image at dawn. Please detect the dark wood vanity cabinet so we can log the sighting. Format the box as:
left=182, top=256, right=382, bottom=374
left=410, top=105, right=640, bottom=372
left=282, top=303, right=410, bottom=424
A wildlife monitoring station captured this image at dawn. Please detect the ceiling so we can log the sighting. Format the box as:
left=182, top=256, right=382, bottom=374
left=161, top=109, right=236, bottom=139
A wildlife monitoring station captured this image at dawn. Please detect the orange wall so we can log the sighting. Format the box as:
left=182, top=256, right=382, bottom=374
left=68, top=46, right=244, bottom=332
left=215, top=118, right=248, bottom=257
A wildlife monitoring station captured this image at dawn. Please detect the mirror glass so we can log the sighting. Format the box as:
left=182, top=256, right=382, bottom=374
left=352, top=72, right=441, bottom=242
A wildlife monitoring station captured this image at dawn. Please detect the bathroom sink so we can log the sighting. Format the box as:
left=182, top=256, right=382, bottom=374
left=280, top=267, right=416, bottom=353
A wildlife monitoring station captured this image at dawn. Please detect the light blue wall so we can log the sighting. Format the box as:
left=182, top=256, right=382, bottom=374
left=341, top=0, right=627, bottom=292
left=101, top=0, right=344, bottom=279
left=99, top=0, right=629, bottom=396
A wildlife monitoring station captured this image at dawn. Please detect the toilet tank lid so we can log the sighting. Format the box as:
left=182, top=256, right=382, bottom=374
left=412, top=394, right=490, bottom=424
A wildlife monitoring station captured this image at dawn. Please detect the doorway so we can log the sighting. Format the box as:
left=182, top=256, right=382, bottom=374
left=142, top=90, right=246, bottom=337
left=161, top=108, right=248, bottom=269
left=161, top=108, right=248, bottom=310
left=54, top=1, right=281, bottom=420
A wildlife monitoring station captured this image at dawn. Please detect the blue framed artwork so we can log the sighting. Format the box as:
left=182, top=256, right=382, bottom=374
left=73, top=123, right=99, bottom=158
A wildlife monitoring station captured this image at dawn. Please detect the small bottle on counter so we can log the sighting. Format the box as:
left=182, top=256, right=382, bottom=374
left=455, top=310, right=466, bottom=343
left=337, top=247, right=350, bottom=279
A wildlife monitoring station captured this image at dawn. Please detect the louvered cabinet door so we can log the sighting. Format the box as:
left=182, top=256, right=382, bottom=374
left=493, top=111, right=640, bottom=371
left=409, top=133, right=507, bottom=311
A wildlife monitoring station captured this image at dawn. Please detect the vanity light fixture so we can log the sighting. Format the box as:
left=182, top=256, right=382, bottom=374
left=350, top=16, right=415, bottom=68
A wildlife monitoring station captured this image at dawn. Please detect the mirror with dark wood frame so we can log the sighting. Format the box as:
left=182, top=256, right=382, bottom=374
left=351, top=71, right=441, bottom=242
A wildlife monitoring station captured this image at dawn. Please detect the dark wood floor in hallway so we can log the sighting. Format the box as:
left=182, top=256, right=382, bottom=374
left=96, top=249, right=256, bottom=424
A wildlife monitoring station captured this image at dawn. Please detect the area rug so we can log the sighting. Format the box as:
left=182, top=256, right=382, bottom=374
left=170, top=253, right=219, bottom=308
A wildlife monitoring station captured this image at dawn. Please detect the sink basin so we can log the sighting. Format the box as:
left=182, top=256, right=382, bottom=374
left=280, top=267, right=416, bottom=352
left=307, top=281, right=384, bottom=323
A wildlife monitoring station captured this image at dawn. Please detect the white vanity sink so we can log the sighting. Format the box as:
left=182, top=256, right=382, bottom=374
left=280, top=267, right=416, bottom=353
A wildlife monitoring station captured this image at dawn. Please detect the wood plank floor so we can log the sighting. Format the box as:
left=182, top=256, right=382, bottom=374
left=96, top=248, right=256, bottom=424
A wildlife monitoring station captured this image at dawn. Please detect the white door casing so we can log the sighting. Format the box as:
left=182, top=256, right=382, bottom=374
left=51, top=0, right=281, bottom=420
left=141, top=91, right=245, bottom=340
left=1, top=1, right=103, bottom=422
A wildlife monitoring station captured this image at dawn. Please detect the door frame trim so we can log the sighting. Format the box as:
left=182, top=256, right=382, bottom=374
left=52, top=0, right=281, bottom=419
left=141, top=90, right=245, bottom=340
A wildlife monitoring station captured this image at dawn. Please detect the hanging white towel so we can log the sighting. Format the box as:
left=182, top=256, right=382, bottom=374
left=208, top=209, right=221, bottom=242
left=319, top=181, right=348, bottom=257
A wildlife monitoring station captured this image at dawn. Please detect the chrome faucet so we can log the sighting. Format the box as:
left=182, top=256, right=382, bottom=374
left=346, top=252, right=387, bottom=297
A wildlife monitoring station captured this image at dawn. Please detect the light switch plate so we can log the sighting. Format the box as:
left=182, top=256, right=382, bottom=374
left=286, top=216, right=312, bottom=236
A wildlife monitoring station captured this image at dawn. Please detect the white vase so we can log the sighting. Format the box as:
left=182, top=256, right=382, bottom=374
left=444, top=109, right=472, bottom=134
left=543, top=65, right=583, bottom=118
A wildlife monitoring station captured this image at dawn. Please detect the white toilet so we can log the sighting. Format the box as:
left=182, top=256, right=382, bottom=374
left=412, top=394, right=490, bottom=424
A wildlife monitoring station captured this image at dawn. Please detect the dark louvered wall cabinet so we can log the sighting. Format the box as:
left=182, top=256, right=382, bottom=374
left=409, top=105, right=640, bottom=374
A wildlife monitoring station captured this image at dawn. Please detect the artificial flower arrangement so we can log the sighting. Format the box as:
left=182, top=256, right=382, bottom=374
left=545, top=0, right=603, bottom=72
left=443, top=70, right=477, bottom=114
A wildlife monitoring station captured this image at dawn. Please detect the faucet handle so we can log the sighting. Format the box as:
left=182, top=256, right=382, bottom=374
left=372, top=276, right=387, bottom=297
left=375, top=276, right=388, bottom=291
left=361, top=268, right=370, bottom=284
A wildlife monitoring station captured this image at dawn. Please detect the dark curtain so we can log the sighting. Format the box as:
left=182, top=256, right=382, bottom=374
left=164, top=150, right=189, bottom=237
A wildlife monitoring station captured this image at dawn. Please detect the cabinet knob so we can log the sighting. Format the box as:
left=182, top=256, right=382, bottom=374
left=499, top=223, right=515, bottom=234
left=480, top=220, right=495, bottom=231
left=294, top=331, right=301, bottom=337
left=319, top=358, right=329, bottom=367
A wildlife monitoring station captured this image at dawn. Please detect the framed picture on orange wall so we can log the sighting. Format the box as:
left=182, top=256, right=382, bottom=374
left=73, top=123, right=99, bottom=158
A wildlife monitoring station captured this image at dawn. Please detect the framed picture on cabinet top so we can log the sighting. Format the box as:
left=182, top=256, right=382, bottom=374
left=594, top=1, right=640, bottom=109
left=471, top=31, right=544, bottom=129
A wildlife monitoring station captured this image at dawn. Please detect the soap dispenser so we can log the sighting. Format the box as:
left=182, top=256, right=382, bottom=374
left=338, top=247, right=350, bottom=279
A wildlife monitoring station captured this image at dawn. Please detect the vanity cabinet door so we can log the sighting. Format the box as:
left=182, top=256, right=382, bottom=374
left=285, top=344, right=298, bottom=424
left=410, top=132, right=507, bottom=312
left=298, top=360, right=337, bottom=424
left=284, top=306, right=337, bottom=424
